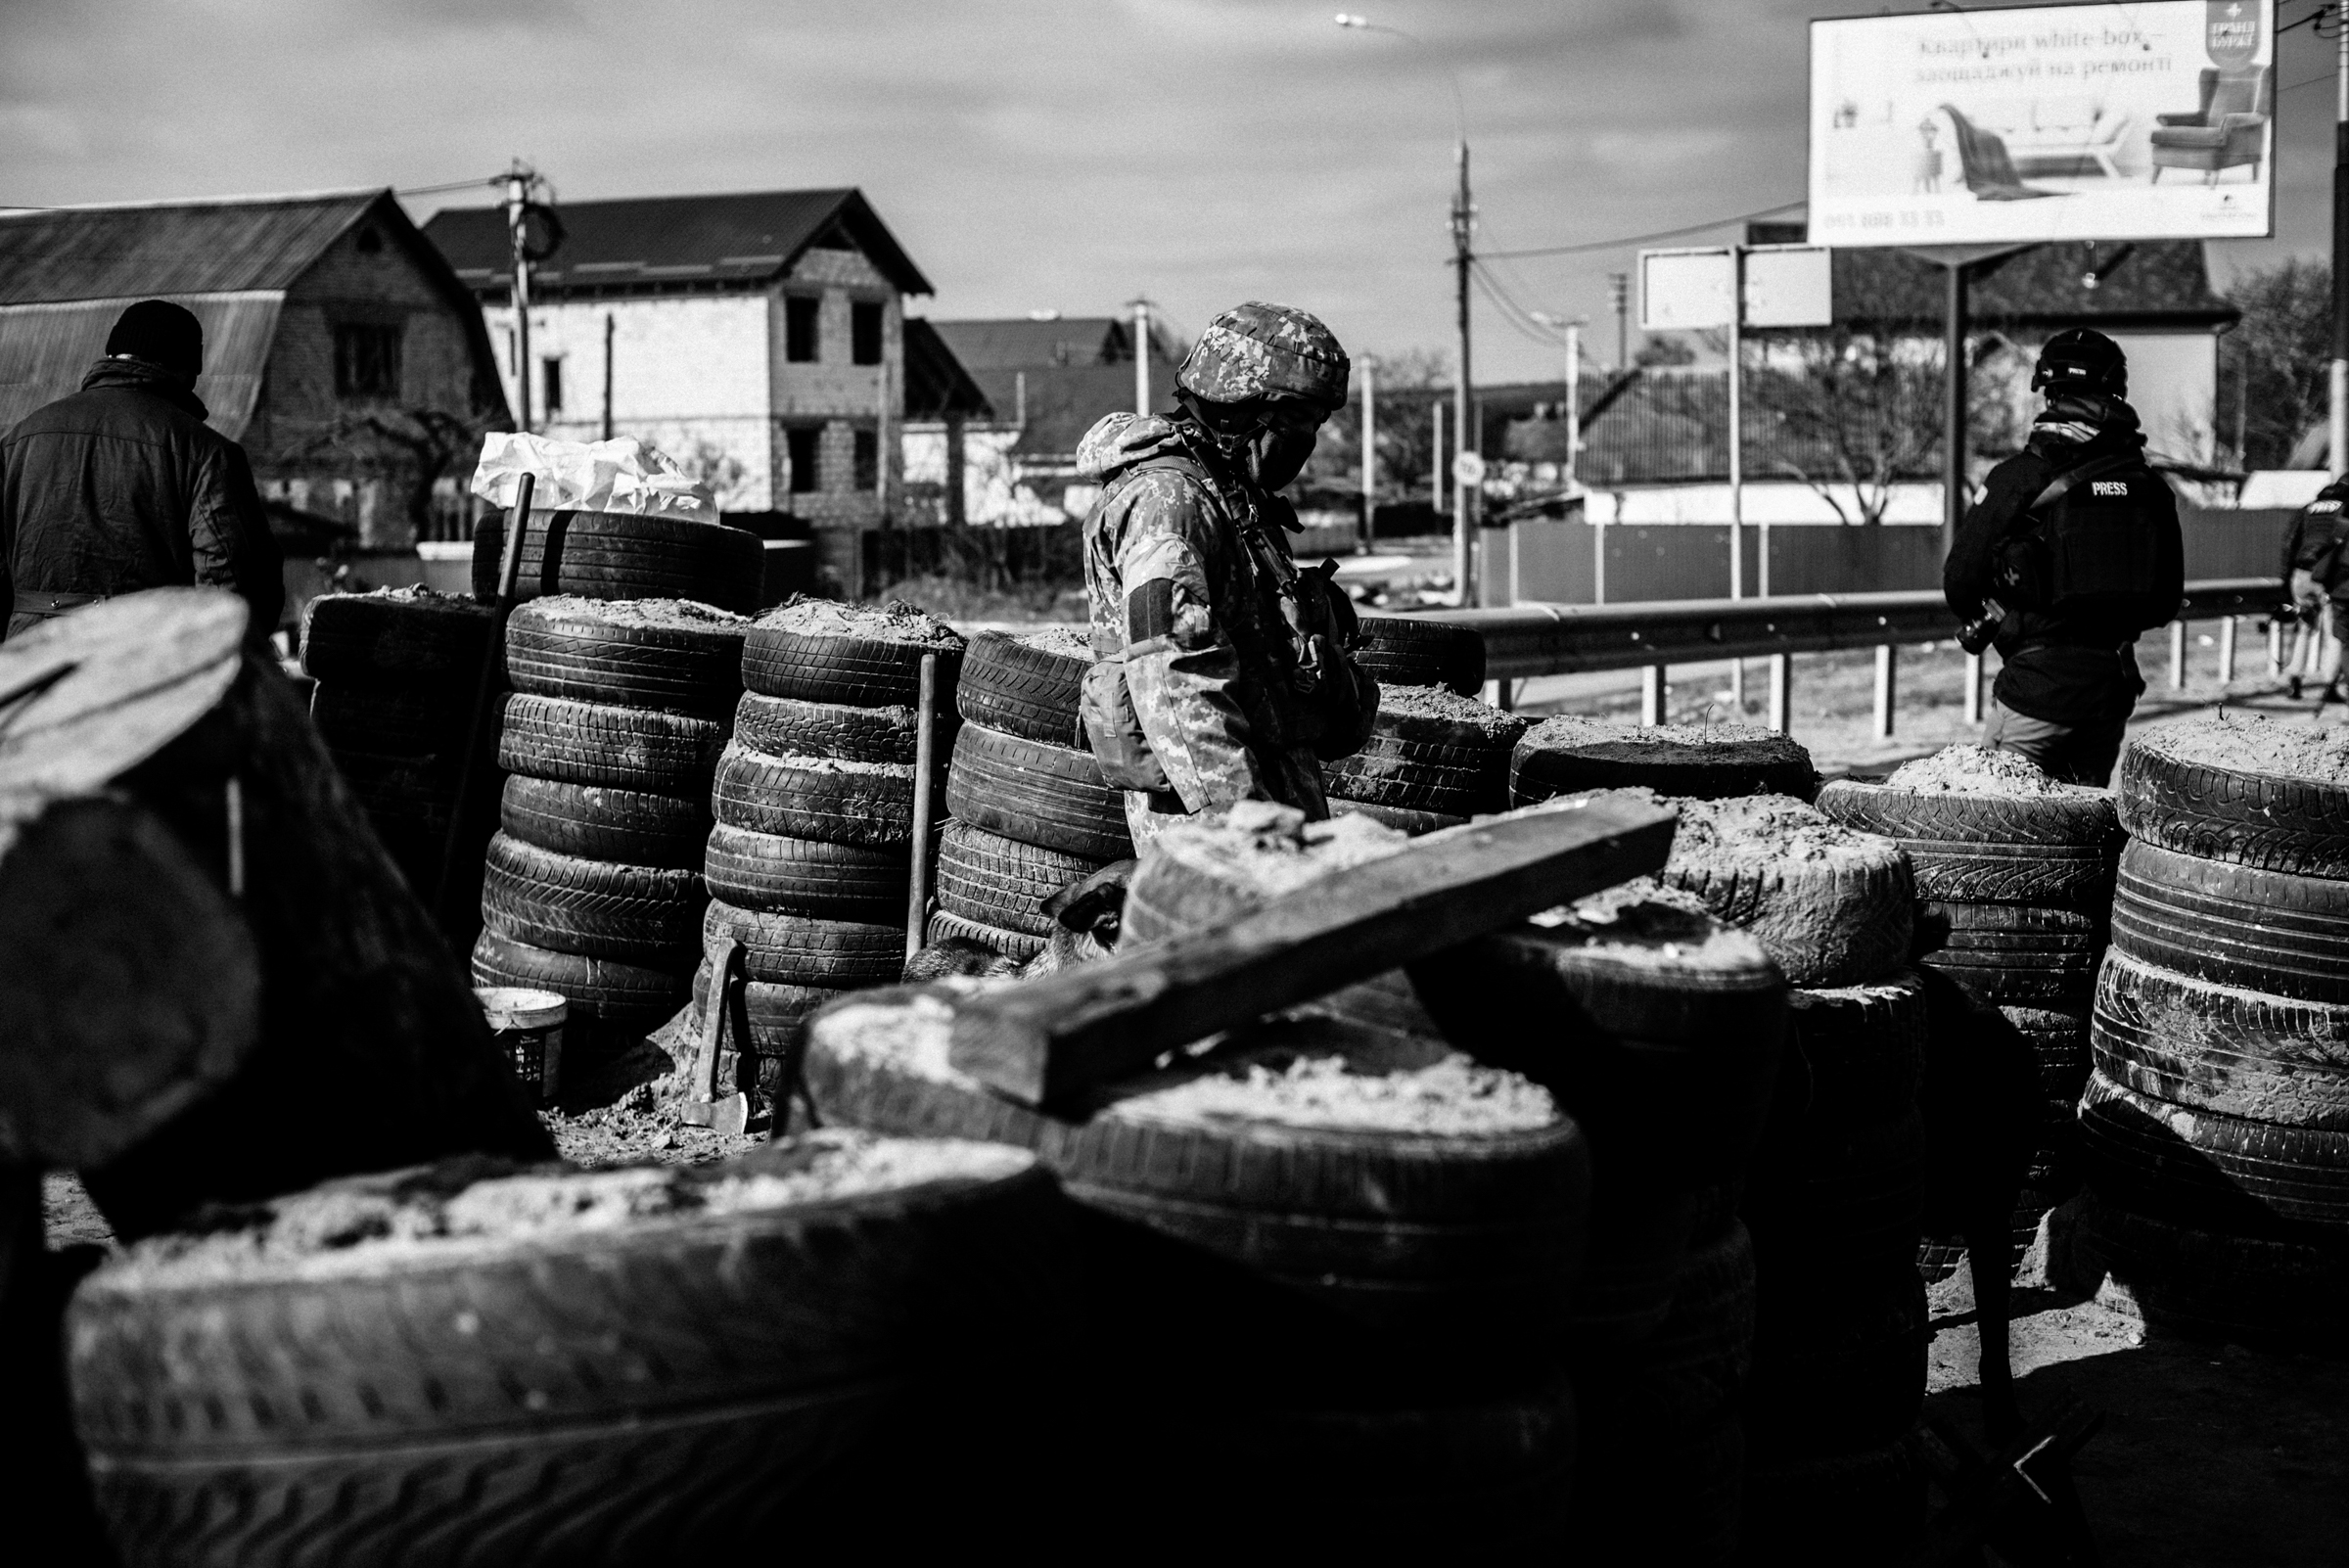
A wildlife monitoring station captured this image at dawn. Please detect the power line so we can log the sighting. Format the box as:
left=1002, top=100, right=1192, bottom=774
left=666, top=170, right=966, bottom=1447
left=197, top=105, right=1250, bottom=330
left=1477, top=200, right=1806, bottom=261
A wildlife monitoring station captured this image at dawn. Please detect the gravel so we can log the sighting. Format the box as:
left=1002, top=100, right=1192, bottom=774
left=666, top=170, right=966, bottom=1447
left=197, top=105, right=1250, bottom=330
left=518, top=595, right=749, bottom=631
left=758, top=595, right=964, bottom=648
left=1375, top=683, right=1531, bottom=742
left=1518, top=713, right=1812, bottom=765
left=1141, top=800, right=1410, bottom=903
left=1888, top=743, right=2084, bottom=796
left=1015, top=625, right=1092, bottom=661
left=2136, top=710, right=2349, bottom=783
left=1668, top=791, right=1890, bottom=870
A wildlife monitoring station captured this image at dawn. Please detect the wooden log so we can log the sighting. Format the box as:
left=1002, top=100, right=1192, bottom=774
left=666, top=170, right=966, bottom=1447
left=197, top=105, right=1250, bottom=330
left=947, top=796, right=1679, bottom=1108
left=0, top=589, right=553, bottom=1237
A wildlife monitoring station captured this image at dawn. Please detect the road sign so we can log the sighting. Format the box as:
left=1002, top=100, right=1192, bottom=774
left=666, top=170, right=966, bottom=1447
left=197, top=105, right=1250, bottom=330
left=1638, top=248, right=1735, bottom=332
left=1742, top=244, right=1832, bottom=328
left=1452, top=450, right=1487, bottom=488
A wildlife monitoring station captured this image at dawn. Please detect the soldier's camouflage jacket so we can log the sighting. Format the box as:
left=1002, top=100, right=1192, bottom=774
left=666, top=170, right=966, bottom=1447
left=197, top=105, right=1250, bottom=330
left=1077, top=411, right=1326, bottom=834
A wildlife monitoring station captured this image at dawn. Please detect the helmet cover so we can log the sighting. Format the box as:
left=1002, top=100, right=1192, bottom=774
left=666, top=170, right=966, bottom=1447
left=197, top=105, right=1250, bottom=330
left=1175, top=301, right=1350, bottom=410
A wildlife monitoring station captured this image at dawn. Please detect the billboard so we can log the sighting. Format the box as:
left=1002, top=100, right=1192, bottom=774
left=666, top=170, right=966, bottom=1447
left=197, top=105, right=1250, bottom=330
left=1808, top=0, right=2275, bottom=247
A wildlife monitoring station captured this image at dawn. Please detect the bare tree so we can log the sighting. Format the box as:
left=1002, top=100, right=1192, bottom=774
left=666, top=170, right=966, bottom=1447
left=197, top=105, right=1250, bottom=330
left=2223, top=258, right=2330, bottom=470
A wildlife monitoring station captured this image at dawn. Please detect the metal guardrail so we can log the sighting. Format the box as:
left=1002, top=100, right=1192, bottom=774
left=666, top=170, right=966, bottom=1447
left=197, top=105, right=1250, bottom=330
left=1386, top=576, right=2290, bottom=738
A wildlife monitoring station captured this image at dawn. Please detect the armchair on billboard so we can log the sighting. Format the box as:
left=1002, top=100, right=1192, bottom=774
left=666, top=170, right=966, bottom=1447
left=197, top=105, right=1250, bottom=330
left=1808, top=0, right=2275, bottom=247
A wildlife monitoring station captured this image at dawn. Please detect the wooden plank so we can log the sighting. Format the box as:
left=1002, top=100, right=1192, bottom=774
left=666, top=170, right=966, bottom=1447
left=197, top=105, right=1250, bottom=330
left=946, top=796, right=1678, bottom=1108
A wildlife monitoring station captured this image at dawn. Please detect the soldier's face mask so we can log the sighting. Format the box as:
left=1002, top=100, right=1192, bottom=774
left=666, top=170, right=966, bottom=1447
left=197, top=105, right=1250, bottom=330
left=1247, top=403, right=1327, bottom=490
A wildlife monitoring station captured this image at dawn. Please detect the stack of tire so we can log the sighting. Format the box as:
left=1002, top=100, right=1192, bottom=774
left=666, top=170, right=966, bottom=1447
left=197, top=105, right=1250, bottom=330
left=1354, top=612, right=1483, bottom=696
left=2056, top=713, right=2349, bottom=1344
left=1638, top=791, right=1928, bottom=1561
left=936, top=626, right=1134, bottom=958
left=471, top=595, right=747, bottom=1064
left=801, top=806, right=1589, bottom=1555
left=692, top=599, right=964, bottom=1096
left=472, top=507, right=764, bottom=616
left=1510, top=715, right=1819, bottom=807
left=298, top=586, right=497, bottom=913
left=1323, top=684, right=1529, bottom=836
left=1410, top=883, right=1785, bottom=1564
left=1817, top=744, right=2123, bottom=1275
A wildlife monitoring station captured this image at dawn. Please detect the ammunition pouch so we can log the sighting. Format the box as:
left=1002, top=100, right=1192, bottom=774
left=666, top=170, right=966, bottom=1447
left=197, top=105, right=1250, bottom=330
left=1078, top=654, right=1174, bottom=794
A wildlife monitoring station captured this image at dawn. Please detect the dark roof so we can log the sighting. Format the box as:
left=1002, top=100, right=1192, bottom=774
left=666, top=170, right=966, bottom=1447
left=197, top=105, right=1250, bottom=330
left=928, top=315, right=1180, bottom=372
left=1742, top=223, right=2236, bottom=333
left=903, top=318, right=991, bottom=420
left=968, top=361, right=1156, bottom=459
left=0, top=294, right=283, bottom=439
left=420, top=188, right=931, bottom=298
left=0, top=191, right=386, bottom=304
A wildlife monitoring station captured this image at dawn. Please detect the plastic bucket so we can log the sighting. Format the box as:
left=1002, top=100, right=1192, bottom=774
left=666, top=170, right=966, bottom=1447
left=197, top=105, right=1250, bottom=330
left=477, top=986, right=567, bottom=1104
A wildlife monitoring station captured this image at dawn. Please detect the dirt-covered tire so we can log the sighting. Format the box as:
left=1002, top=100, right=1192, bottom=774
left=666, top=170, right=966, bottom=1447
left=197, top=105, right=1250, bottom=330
left=703, top=899, right=906, bottom=988
left=685, top=959, right=849, bottom=1099
left=2079, top=1070, right=2349, bottom=1231
left=1783, top=972, right=1929, bottom=1130
left=472, top=508, right=766, bottom=615
left=740, top=598, right=964, bottom=708
left=1355, top=614, right=1485, bottom=696
left=944, top=721, right=1133, bottom=861
left=1660, top=795, right=1913, bottom=989
left=299, top=589, right=496, bottom=685
left=471, top=929, right=686, bottom=1025
left=804, top=992, right=1590, bottom=1354
left=957, top=627, right=1089, bottom=745
left=497, top=693, right=728, bottom=792
left=926, top=906, right=1046, bottom=962
left=504, top=597, right=748, bottom=717
left=2057, top=1185, right=2349, bottom=1348
left=1319, top=689, right=1530, bottom=816
left=934, top=820, right=1102, bottom=939
left=69, top=1137, right=1055, bottom=1568
left=702, top=823, right=908, bottom=922
left=1816, top=774, right=2120, bottom=851
left=309, top=680, right=471, bottom=758
left=734, top=691, right=932, bottom=766
left=2111, top=839, right=2349, bottom=1005
left=2091, top=952, right=2349, bottom=1130
left=710, top=742, right=914, bottom=848
left=1511, top=716, right=1816, bottom=806
left=1327, top=797, right=1466, bottom=836
left=481, top=832, right=704, bottom=966
left=498, top=775, right=709, bottom=869
left=2116, top=718, right=2349, bottom=879
left=1918, top=903, right=2102, bottom=1002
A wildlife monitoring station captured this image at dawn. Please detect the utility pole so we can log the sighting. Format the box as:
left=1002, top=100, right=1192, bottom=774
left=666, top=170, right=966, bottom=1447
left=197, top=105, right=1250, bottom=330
left=1452, top=138, right=1476, bottom=603
left=601, top=311, right=615, bottom=441
left=506, top=161, right=535, bottom=434
left=1359, top=358, right=1376, bottom=549
left=1431, top=397, right=1446, bottom=514
left=1609, top=272, right=1631, bottom=369
left=1565, top=320, right=1582, bottom=485
left=2333, top=4, right=2347, bottom=477
left=1945, top=258, right=1969, bottom=561
left=1131, top=298, right=1152, bottom=416
left=1728, top=245, right=1746, bottom=604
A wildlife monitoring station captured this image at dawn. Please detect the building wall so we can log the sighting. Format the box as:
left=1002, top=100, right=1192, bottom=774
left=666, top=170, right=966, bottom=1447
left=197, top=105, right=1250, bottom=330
left=249, top=217, right=498, bottom=549
left=770, top=247, right=902, bottom=527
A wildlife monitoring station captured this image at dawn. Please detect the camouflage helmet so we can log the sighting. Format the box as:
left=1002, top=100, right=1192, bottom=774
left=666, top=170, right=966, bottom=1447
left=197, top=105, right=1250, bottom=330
left=1175, top=301, right=1350, bottom=410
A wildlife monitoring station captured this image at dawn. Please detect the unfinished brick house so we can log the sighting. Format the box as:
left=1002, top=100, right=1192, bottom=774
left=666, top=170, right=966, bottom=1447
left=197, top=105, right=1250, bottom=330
left=421, top=189, right=934, bottom=540
left=0, top=190, right=510, bottom=555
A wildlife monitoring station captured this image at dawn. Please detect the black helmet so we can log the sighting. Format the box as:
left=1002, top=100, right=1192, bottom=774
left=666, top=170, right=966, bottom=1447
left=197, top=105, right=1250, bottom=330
left=2033, top=328, right=2126, bottom=396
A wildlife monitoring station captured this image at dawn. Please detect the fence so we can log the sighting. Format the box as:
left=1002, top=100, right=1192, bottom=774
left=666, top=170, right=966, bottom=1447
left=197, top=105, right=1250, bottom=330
left=1402, top=576, right=2286, bottom=740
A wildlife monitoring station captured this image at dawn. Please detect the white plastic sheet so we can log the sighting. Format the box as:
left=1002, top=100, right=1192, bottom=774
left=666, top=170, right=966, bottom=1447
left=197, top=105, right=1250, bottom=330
left=469, top=433, right=719, bottom=525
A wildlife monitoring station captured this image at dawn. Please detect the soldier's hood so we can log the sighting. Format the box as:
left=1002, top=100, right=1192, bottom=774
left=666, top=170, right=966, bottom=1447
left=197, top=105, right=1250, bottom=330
left=1076, top=412, right=1189, bottom=483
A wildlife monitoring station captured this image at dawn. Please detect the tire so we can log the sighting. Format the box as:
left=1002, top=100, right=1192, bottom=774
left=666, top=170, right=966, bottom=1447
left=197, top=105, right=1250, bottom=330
left=1782, top=971, right=1929, bottom=1130
left=1327, top=796, right=1466, bottom=836
left=472, top=508, right=766, bottom=615
left=1511, top=716, right=1816, bottom=806
left=497, top=693, right=729, bottom=792
left=957, top=627, right=1089, bottom=745
left=685, top=958, right=848, bottom=1100
left=2080, top=1070, right=2349, bottom=1229
left=471, top=929, right=686, bottom=1024
left=505, top=597, right=748, bottom=717
left=734, top=691, right=931, bottom=766
left=299, top=589, right=495, bottom=685
left=498, top=775, right=709, bottom=869
left=1744, top=1107, right=1926, bottom=1269
left=935, top=820, right=1103, bottom=939
left=1915, top=903, right=2102, bottom=1001
left=1815, top=774, right=2120, bottom=852
left=2091, top=951, right=2349, bottom=1131
left=926, top=906, right=1046, bottom=962
left=944, top=721, right=1133, bottom=861
left=1318, top=689, right=1530, bottom=817
left=69, top=1138, right=1055, bottom=1568
left=2117, top=718, right=2349, bottom=879
left=741, top=598, right=964, bottom=708
left=481, top=832, right=704, bottom=966
left=712, top=742, right=915, bottom=848
left=2111, top=838, right=2349, bottom=1006
left=804, top=992, right=1592, bottom=1352
left=1355, top=614, right=1485, bottom=696
left=2059, top=1185, right=2349, bottom=1348
left=1660, top=796, right=1913, bottom=989
left=1572, top=1183, right=1707, bottom=1347
left=310, top=679, right=471, bottom=758
left=703, top=899, right=907, bottom=988
left=1744, top=1256, right=1927, bottom=1452
left=1897, top=838, right=2116, bottom=908
left=703, top=823, right=908, bottom=922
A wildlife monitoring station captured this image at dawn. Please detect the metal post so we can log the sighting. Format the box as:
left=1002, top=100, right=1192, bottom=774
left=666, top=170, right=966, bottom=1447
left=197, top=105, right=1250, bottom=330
left=600, top=311, right=615, bottom=441
left=1963, top=650, right=1984, bottom=726
left=1727, top=245, right=1746, bottom=713
left=507, top=165, right=533, bottom=434
left=1360, top=358, right=1376, bottom=550
left=906, top=653, right=940, bottom=959
left=1431, top=397, right=1446, bottom=515
left=1609, top=271, right=1630, bottom=370
left=1565, top=320, right=1582, bottom=486
left=2332, top=17, right=2348, bottom=479
left=1943, top=259, right=1968, bottom=562
left=1641, top=665, right=1668, bottom=726
left=1453, top=138, right=1476, bottom=605
left=1133, top=300, right=1152, bottom=416
left=2270, top=615, right=2285, bottom=677
left=1873, top=644, right=1897, bottom=741
left=1593, top=512, right=1606, bottom=605
left=2219, top=615, right=2238, bottom=685
left=1768, top=654, right=1792, bottom=735
left=2170, top=620, right=2188, bottom=690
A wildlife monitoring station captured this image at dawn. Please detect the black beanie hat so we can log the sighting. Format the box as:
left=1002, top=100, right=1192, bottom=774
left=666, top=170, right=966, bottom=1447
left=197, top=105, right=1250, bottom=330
left=106, top=300, right=204, bottom=381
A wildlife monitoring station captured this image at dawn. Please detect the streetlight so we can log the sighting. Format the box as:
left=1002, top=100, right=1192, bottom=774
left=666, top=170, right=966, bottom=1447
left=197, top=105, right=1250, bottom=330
left=1336, top=12, right=1477, bottom=605
left=1528, top=311, right=1587, bottom=489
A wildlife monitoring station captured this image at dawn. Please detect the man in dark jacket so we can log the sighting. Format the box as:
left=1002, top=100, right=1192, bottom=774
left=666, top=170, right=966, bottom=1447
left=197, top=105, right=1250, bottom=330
left=1, top=300, right=282, bottom=641
left=2279, top=475, right=2349, bottom=699
left=1945, top=329, right=2184, bottom=785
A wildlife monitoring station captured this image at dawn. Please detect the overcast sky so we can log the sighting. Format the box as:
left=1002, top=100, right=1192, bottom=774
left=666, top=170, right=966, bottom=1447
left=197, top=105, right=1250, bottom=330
left=0, top=0, right=2337, bottom=383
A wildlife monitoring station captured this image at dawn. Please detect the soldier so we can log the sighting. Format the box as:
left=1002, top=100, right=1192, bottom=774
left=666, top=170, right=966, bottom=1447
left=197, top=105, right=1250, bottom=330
left=1946, top=329, right=2183, bottom=786
left=2280, top=474, right=2349, bottom=701
left=1074, top=301, right=1376, bottom=848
